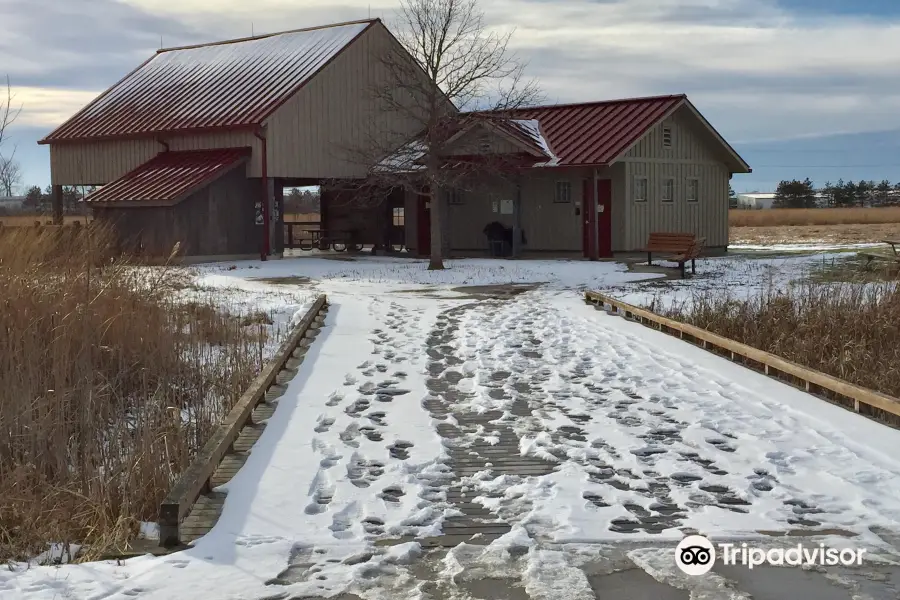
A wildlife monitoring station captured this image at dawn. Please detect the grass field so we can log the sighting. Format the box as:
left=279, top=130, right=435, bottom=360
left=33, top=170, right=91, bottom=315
left=661, top=275, right=900, bottom=401
left=0, top=215, right=92, bottom=227
left=730, top=206, right=900, bottom=227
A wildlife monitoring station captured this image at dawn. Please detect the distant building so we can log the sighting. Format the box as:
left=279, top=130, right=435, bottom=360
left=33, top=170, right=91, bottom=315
left=0, top=196, right=25, bottom=211
left=735, top=192, right=776, bottom=209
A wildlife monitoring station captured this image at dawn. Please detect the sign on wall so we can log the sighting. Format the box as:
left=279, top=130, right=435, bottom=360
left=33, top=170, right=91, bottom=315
left=499, top=199, right=513, bottom=215
left=254, top=200, right=264, bottom=225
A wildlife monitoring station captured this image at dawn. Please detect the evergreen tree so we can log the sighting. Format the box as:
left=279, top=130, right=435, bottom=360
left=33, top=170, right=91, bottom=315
left=876, top=180, right=892, bottom=206
left=773, top=178, right=816, bottom=208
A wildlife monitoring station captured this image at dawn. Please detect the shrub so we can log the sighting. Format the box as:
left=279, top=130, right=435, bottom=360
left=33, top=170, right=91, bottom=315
left=0, top=225, right=277, bottom=562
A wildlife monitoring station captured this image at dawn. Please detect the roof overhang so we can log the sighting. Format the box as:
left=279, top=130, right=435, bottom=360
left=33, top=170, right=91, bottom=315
left=85, top=147, right=251, bottom=207
left=39, top=124, right=259, bottom=146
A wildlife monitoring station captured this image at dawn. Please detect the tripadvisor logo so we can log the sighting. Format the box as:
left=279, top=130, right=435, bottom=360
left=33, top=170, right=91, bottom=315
left=675, top=535, right=716, bottom=576
left=675, top=535, right=866, bottom=575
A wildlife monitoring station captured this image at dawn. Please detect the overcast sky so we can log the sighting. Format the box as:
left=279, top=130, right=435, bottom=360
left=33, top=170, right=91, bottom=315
left=2, top=0, right=900, bottom=192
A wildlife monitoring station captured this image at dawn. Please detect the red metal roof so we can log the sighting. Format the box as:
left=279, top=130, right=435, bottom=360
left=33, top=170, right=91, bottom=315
left=485, top=94, right=686, bottom=166
left=41, top=20, right=377, bottom=144
left=85, top=148, right=250, bottom=205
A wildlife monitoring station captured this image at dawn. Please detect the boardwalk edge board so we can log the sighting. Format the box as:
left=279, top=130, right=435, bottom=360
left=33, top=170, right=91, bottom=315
left=158, top=294, right=328, bottom=548
left=584, top=290, right=900, bottom=425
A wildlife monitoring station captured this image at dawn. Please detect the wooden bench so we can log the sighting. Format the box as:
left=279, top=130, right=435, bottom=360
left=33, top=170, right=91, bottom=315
left=638, top=232, right=705, bottom=278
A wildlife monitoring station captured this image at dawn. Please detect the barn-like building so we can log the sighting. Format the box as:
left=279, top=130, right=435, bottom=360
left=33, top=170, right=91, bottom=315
left=39, top=19, right=422, bottom=260
left=401, top=96, right=751, bottom=258
left=41, top=18, right=750, bottom=261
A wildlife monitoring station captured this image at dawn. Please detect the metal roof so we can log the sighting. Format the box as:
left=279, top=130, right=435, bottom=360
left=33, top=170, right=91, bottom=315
left=41, top=20, right=377, bottom=144
left=84, top=148, right=250, bottom=205
left=498, top=95, right=685, bottom=166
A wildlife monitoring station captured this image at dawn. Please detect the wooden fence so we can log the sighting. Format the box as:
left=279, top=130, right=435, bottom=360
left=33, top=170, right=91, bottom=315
left=158, top=294, right=328, bottom=547
left=584, top=291, right=900, bottom=426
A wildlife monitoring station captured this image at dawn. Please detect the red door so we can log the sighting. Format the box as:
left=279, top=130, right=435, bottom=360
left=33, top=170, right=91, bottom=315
left=582, top=179, right=613, bottom=258
left=417, top=190, right=431, bottom=257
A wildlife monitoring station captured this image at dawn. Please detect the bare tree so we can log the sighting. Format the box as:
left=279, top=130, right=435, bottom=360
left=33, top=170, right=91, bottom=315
left=0, top=76, right=22, bottom=197
left=346, top=0, right=542, bottom=270
left=0, top=156, right=22, bottom=196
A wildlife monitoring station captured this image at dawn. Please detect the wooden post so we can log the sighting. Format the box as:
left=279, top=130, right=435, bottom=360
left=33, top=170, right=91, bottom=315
left=273, top=180, right=284, bottom=256
left=52, top=184, right=63, bottom=225
left=512, top=178, right=522, bottom=258
left=591, top=169, right=599, bottom=261
left=318, top=187, right=329, bottom=250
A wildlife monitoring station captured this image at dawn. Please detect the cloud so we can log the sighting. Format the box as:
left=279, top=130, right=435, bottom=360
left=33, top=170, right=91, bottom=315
left=2, top=0, right=900, bottom=186
left=3, top=87, right=100, bottom=130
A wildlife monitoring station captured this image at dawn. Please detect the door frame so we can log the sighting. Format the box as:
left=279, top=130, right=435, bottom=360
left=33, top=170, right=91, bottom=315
left=582, top=177, right=613, bottom=259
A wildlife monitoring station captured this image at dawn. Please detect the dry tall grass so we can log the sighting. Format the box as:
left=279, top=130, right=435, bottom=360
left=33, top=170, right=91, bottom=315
left=657, top=279, right=900, bottom=399
left=0, top=215, right=93, bottom=227
left=730, top=207, right=900, bottom=227
left=0, top=225, right=275, bottom=562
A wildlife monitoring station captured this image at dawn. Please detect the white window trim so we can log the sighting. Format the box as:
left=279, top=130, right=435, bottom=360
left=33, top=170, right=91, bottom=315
left=554, top=180, right=572, bottom=204
left=633, top=177, right=648, bottom=203
left=448, top=188, right=464, bottom=205
left=662, top=126, right=673, bottom=148
left=686, top=178, right=700, bottom=203
left=661, top=177, right=675, bottom=203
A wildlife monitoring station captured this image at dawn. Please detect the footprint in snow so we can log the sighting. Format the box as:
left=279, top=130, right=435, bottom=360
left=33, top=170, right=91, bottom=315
left=388, top=440, right=414, bottom=460
left=314, top=416, right=335, bottom=433
left=380, top=486, right=405, bottom=503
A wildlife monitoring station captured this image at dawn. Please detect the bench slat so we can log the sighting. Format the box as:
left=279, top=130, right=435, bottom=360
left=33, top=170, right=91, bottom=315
left=638, top=231, right=696, bottom=254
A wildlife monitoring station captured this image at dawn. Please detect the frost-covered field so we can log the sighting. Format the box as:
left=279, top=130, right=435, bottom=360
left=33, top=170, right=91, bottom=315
left=598, top=251, right=854, bottom=310
left=6, top=254, right=900, bottom=600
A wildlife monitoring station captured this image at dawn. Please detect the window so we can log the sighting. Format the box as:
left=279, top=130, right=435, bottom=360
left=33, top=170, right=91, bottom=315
left=555, top=181, right=572, bottom=203
left=478, top=133, right=492, bottom=153
left=662, top=126, right=673, bottom=148
left=392, top=207, right=405, bottom=226
left=634, top=177, right=648, bottom=202
left=662, top=178, right=675, bottom=203
left=448, top=188, right=464, bottom=205
left=686, top=178, right=699, bottom=203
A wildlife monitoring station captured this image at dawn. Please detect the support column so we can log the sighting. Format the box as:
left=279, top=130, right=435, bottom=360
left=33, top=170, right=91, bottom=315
left=591, top=169, right=599, bottom=261
left=511, top=178, right=522, bottom=258
left=272, top=179, right=284, bottom=257
left=318, top=187, right=329, bottom=251
left=52, top=184, right=63, bottom=225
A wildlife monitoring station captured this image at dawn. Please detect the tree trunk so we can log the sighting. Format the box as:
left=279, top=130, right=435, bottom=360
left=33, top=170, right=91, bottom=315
left=427, top=185, right=444, bottom=270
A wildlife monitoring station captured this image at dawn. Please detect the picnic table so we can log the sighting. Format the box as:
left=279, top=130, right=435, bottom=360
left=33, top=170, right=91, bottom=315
left=858, top=239, right=900, bottom=269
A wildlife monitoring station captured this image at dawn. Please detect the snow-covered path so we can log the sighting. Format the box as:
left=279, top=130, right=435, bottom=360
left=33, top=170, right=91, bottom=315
left=438, top=291, right=900, bottom=543
left=6, top=256, right=900, bottom=600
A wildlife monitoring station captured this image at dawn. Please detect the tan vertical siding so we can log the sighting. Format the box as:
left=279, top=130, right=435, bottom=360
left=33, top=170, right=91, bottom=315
left=440, top=169, right=600, bottom=253
left=49, top=131, right=261, bottom=185
left=264, top=23, right=426, bottom=179
left=445, top=127, right=522, bottom=156
left=623, top=106, right=719, bottom=162
left=519, top=171, right=584, bottom=252
left=624, top=161, right=728, bottom=250
left=446, top=179, right=515, bottom=250
left=610, top=163, right=626, bottom=251
left=619, top=103, right=731, bottom=250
